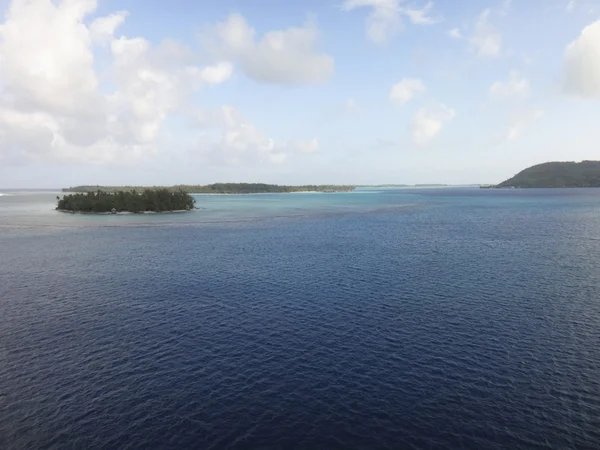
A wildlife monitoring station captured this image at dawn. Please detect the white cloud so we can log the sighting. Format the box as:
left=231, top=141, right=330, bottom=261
left=0, top=0, right=103, bottom=117
left=0, top=106, right=146, bottom=165
left=343, top=0, right=402, bottom=43
left=567, top=0, right=576, bottom=12
left=0, top=0, right=112, bottom=163
left=0, top=3, right=326, bottom=168
left=410, top=103, right=455, bottom=146
left=403, top=1, right=437, bottom=25
left=389, top=78, right=426, bottom=105
left=342, top=0, right=437, bottom=44
left=210, top=106, right=285, bottom=165
left=109, top=37, right=232, bottom=146
left=194, top=106, right=317, bottom=164
left=0, top=0, right=232, bottom=166
left=90, top=11, right=128, bottom=44
left=185, top=61, right=234, bottom=85
left=220, top=123, right=283, bottom=165
left=563, top=19, right=600, bottom=98
left=489, top=70, right=530, bottom=99
left=206, top=14, right=334, bottom=85
left=469, top=9, right=501, bottom=57
left=448, top=28, right=462, bottom=39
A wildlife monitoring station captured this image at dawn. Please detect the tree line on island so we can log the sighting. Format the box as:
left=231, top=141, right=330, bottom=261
left=483, top=161, right=600, bottom=189
left=57, top=189, right=195, bottom=213
left=62, top=183, right=355, bottom=194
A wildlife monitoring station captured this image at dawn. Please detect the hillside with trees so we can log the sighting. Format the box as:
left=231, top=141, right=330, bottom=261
left=57, top=189, right=195, bottom=213
left=62, top=183, right=355, bottom=194
left=495, top=161, right=600, bottom=188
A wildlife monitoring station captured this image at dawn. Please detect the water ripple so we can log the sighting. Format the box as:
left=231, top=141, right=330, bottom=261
left=1, top=193, right=600, bottom=449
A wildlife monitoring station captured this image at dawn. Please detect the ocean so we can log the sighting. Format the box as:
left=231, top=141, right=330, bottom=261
left=1, top=187, right=599, bottom=449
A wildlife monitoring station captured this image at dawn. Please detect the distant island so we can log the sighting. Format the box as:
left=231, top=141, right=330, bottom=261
left=485, top=161, right=600, bottom=188
left=356, top=184, right=410, bottom=187
left=62, top=183, right=355, bottom=194
left=57, top=189, right=195, bottom=213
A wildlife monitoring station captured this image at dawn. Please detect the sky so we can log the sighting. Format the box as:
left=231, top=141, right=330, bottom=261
left=0, top=0, right=599, bottom=188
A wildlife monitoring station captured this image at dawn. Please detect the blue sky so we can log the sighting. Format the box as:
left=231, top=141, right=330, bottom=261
left=0, top=0, right=599, bottom=187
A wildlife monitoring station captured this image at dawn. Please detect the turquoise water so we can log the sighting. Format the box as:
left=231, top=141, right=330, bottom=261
left=0, top=188, right=420, bottom=229
left=2, top=187, right=600, bottom=449
left=2, top=186, right=577, bottom=228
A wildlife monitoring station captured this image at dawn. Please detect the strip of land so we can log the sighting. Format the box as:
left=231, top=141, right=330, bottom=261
left=63, top=183, right=355, bottom=194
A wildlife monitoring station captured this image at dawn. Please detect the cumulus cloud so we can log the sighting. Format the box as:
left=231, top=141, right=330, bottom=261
left=109, top=37, right=233, bottom=147
left=563, top=19, right=600, bottom=98
left=90, top=11, right=128, bottom=44
left=469, top=9, right=501, bottom=57
left=342, top=0, right=438, bottom=44
left=489, top=70, right=530, bottom=99
left=506, top=109, right=544, bottom=141
left=220, top=125, right=283, bottom=165
left=205, top=14, right=334, bottom=84
left=389, top=78, right=426, bottom=105
left=0, top=0, right=103, bottom=117
left=0, top=0, right=113, bottom=163
left=0, top=1, right=327, bottom=168
left=403, top=1, right=437, bottom=25
left=410, top=103, right=455, bottom=146
left=194, top=106, right=317, bottom=165
left=0, top=0, right=235, bottom=166
left=195, top=62, right=234, bottom=84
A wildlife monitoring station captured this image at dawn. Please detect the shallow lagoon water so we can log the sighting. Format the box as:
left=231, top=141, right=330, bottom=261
left=1, top=187, right=600, bottom=449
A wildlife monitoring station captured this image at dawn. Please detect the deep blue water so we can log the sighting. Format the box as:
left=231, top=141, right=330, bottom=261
left=1, top=188, right=600, bottom=449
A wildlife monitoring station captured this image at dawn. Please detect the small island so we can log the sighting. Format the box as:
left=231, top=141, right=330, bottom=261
left=57, top=189, right=195, bottom=213
left=62, top=183, right=355, bottom=194
left=485, top=160, right=600, bottom=188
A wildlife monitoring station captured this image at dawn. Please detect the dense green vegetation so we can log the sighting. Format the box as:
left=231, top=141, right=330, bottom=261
left=57, top=189, right=195, bottom=213
left=495, top=161, right=600, bottom=188
left=62, top=183, right=355, bottom=194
